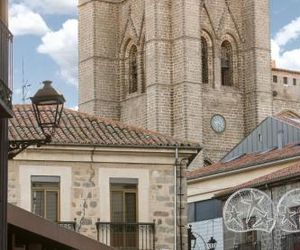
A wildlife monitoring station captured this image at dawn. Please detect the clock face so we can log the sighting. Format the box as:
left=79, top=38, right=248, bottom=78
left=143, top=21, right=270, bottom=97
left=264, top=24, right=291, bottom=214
left=211, top=114, right=226, bottom=133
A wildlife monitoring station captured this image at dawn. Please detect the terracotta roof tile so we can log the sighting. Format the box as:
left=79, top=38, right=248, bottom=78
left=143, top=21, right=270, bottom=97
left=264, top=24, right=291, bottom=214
left=216, top=162, right=300, bottom=198
left=187, top=143, right=300, bottom=180
left=9, top=105, right=200, bottom=149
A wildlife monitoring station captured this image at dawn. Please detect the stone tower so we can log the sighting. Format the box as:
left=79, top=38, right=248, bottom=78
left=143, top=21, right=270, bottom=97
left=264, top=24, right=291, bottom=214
left=78, top=0, right=272, bottom=163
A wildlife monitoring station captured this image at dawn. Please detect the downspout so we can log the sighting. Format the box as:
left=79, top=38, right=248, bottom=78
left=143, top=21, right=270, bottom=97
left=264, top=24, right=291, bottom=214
left=175, top=145, right=179, bottom=249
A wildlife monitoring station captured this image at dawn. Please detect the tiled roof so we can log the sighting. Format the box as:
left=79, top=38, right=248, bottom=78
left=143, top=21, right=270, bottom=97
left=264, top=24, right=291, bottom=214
left=274, top=111, right=300, bottom=129
left=9, top=105, right=200, bottom=149
left=215, top=163, right=300, bottom=198
left=187, top=143, right=300, bottom=180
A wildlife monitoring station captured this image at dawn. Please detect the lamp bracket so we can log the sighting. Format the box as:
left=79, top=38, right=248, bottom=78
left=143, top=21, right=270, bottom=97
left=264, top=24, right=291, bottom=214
left=8, top=136, right=51, bottom=160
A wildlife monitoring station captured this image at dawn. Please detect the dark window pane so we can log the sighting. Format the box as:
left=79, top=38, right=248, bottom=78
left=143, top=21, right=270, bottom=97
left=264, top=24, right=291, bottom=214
left=125, top=193, right=136, bottom=223
left=46, top=191, right=58, bottom=222
left=221, top=41, right=233, bottom=86
left=195, top=199, right=222, bottom=221
left=201, top=37, right=209, bottom=83
left=273, top=75, right=277, bottom=83
left=294, top=78, right=297, bottom=86
left=111, top=191, right=124, bottom=222
left=129, top=45, right=138, bottom=94
left=284, top=77, right=288, bottom=84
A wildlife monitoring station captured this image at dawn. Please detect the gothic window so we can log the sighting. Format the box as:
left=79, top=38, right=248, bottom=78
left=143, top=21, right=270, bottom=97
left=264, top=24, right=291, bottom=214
left=141, top=41, right=146, bottom=93
left=221, top=40, right=233, bottom=86
left=129, top=45, right=138, bottom=94
left=201, top=37, right=209, bottom=84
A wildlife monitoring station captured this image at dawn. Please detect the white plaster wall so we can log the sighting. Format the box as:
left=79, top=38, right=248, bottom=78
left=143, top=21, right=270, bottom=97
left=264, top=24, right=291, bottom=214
left=98, top=168, right=149, bottom=222
left=19, top=165, right=72, bottom=221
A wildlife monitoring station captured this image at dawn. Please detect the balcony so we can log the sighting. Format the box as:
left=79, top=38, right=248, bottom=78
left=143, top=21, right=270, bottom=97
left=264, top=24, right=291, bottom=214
left=96, top=222, right=155, bottom=250
left=234, top=241, right=261, bottom=250
left=0, top=18, right=13, bottom=117
left=57, top=219, right=77, bottom=231
left=281, top=233, right=300, bottom=250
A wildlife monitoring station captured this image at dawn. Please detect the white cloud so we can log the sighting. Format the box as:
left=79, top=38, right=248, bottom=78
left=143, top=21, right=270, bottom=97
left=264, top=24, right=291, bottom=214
left=22, top=0, right=77, bottom=15
left=274, top=16, right=300, bottom=46
left=272, top=16, right=300, bottom=71
left=37, top=19, right=78, bottom=86
left=9, top=4, right=50, bottom=36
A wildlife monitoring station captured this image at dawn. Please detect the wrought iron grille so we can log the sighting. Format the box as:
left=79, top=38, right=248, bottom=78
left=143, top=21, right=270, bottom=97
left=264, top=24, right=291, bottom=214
left=96, top=222, right=155, bottom=250
left=0, top=18, right=13, bottom=115
left=234, top=241, right=261, bottom=250
left=281, top=233, right=300, bottom=250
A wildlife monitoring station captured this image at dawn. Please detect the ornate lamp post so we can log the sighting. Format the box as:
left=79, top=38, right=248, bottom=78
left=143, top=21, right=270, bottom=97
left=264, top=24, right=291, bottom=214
left=188, top=225, right=218, bottom=250
left=30, top=80, right=65, bottom=137
left=8, top=80, right=65, bottom=159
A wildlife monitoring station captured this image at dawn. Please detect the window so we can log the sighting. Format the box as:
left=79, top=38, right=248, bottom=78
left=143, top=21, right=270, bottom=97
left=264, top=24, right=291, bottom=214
left=110, top=180, right=138, bottom=248
left=141, top=41, right=146, bottom=93
left=221, top=41, right=233, bottom=86
left=31, top=176, right=60, bottom=222
left=129, top=45, right=138, bottom=94
left=201, top=37, right=209, bottom=83
left=273, top=75, right=278, bottom=83
left=284, top=77, right=288, bottom=85
left=188, top=199, right=222, bottom=222
left=294, top=78, right=297, bottom=86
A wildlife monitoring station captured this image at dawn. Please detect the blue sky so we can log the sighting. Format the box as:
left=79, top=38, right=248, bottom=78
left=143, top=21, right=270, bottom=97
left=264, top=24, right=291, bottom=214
left=9, top=0, right=300, bottom=108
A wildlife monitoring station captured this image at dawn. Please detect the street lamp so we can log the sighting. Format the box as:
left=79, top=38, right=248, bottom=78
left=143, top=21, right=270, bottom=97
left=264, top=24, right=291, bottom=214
left=8, top=80, right=65, bottom=159
left=188, top=225, right=218, bottom=250
left=30, top=80, right=65, bottom=137
left=207, top=236, right=217, bottom=250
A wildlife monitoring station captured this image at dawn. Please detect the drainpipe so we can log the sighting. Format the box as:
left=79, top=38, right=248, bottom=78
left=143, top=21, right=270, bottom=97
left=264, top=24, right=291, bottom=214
left=175, top=145, right=179, bottom=249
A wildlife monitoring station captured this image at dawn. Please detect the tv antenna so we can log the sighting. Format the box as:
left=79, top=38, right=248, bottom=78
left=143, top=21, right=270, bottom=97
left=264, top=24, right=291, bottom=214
left=21, top=57, right=31, bottom=104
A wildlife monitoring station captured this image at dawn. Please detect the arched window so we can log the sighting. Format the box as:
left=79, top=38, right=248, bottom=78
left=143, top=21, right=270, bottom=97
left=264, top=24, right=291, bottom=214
left=141, top=39, right=146, bottom=93
left=129, top=45, right=138, bottom=93
left=201, top=37, right=209, bottom=83
left=221, top=40, right=233, bottom=86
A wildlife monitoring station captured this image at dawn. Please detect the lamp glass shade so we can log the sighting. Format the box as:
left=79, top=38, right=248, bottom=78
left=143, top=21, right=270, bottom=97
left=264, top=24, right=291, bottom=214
left=30, top=81, right=65, bottom=133
left=207, top=237, right=217, bottom=250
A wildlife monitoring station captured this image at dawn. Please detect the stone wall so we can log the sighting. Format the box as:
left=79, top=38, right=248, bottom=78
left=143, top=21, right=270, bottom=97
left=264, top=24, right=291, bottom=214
left=8, top=148, right=191, bottom=250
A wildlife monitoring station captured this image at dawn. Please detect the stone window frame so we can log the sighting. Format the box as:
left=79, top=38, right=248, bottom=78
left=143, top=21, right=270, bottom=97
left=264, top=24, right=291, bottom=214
left=220, top=34, right=238, bottom=88
left=201, top=30, right=214, bottom=87
left=19, top=165, right=72, bottom=221
left=120, top=39, right=146, bottom=100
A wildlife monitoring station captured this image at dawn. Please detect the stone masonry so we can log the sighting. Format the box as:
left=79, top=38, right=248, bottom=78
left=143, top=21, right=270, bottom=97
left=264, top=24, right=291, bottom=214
left=78, top=0, right=299, bottom=164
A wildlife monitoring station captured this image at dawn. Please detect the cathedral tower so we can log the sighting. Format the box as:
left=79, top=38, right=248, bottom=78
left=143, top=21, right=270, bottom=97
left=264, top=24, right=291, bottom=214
left=78, top=0, right=272, bottom=162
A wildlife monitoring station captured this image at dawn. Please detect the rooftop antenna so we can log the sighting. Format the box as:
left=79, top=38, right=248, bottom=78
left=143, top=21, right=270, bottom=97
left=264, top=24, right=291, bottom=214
left=21, top=57, right=31, bottom=104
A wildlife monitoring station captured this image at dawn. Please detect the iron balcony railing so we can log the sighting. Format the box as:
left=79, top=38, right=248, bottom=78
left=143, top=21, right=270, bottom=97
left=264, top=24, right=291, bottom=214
left=57, top=219, right=77, bottom=231
left=234, top=241, right=261, bottom=250
left=281, top=233, right=300, bottom=250
left=96, top=221, right=155, bottom=250
left=0, top=18, right=13, bottom=117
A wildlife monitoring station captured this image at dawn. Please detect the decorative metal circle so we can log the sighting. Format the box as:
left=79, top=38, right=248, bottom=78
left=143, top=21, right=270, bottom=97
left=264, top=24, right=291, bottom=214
left=223, top=188, right=276, bottom=233
left=211, top=114, right=226, bottom=133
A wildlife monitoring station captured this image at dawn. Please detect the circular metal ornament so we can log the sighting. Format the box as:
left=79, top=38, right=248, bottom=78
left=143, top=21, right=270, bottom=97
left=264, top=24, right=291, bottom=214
left=211, top=114, right=226, bottom=133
